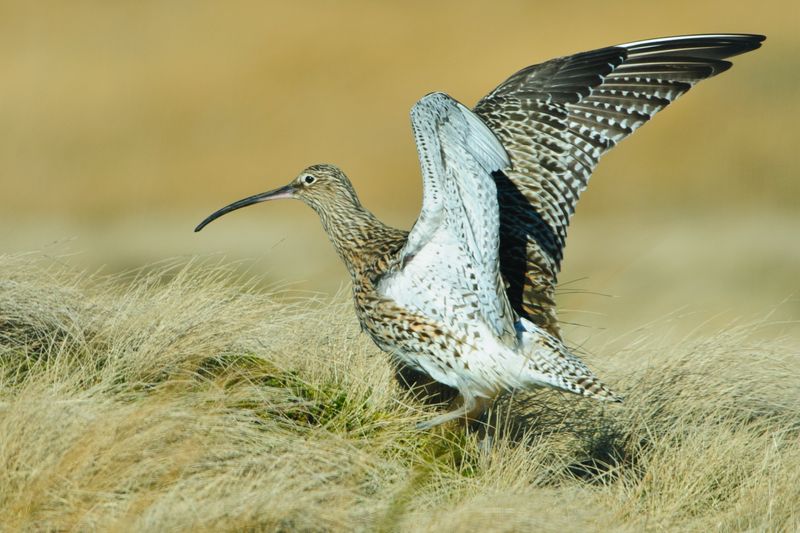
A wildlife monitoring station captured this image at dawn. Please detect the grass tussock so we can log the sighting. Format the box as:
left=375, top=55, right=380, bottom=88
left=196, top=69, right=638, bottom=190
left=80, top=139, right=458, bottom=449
left=0, top=253, right=798, bottom=532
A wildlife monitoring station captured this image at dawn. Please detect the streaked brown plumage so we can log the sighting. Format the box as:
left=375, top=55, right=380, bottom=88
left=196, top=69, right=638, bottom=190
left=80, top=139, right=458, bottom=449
left=196, top=34, right=764, bottom=428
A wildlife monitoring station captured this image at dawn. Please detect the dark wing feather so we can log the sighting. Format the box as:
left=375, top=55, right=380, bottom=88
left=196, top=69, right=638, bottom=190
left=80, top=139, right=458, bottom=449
left=474, top=34, right=764, bottom=338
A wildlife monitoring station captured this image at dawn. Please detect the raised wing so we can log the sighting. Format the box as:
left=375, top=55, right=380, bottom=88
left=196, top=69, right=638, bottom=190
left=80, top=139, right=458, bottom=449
left=382, top=92, right=516, bottom=342
left=474, top=34, right=765, bottom=337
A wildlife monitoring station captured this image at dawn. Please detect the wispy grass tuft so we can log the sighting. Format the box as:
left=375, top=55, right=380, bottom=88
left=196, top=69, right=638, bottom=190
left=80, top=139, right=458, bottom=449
left=1, top=253, right=797, bottom=531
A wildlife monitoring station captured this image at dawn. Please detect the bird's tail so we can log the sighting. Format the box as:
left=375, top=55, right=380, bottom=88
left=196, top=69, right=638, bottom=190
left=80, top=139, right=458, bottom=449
left=518, top=324, right=622, bottom=402
left=560, top=372, right=622, bottom=402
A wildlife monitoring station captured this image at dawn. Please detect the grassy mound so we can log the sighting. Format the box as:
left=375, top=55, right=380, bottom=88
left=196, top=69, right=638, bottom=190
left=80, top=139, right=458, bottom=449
left=1, top=253, right=797, bottom=531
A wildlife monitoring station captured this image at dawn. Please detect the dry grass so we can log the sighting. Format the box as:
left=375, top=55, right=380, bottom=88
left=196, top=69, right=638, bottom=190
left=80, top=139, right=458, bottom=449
left=1, top=252, right=797, bottom=532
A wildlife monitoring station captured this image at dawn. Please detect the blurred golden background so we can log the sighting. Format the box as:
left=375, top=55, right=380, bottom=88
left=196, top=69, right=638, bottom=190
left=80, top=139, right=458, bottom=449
left=2, top=0, right=798, bottom=343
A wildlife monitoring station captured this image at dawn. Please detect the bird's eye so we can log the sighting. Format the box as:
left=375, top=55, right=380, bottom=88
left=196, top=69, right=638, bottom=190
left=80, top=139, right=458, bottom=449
left=303, top=175, right=316, bottom=185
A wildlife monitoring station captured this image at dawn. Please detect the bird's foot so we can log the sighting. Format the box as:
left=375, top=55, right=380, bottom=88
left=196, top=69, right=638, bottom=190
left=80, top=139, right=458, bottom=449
left=477, top=433, right=494, bottom=454
left=415, top=410, right=464, bottom=430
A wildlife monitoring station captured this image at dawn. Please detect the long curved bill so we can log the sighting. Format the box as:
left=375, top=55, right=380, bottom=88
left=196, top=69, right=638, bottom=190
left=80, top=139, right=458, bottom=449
left=194, top=184, right=294, bottom=232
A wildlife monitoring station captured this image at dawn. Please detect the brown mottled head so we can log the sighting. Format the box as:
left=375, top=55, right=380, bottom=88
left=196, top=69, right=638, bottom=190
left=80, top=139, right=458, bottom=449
left=290, top=164, right=361, bottom=214
left=194, top=164, right=360, bottom=232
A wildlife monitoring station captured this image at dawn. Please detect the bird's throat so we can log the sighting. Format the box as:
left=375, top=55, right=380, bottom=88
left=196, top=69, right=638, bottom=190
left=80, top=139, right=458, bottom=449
left=316, top=203, right=406, bottom=279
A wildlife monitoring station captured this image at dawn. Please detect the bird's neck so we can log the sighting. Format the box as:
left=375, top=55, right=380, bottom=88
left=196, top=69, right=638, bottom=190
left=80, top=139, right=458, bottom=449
left=315, top=201, right=405, bottom=279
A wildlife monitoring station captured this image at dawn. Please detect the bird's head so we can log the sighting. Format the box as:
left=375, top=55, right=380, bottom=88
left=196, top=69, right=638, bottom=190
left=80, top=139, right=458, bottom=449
left=194, top=164, right=360, bottom=232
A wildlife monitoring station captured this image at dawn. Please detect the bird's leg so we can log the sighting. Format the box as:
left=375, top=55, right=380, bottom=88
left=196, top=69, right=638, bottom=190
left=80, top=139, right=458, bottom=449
left=465, top=395, right=491, bottom=423
left=416, top=395, right=474, bottom=430
left=415, top=394, right=490, bottom=430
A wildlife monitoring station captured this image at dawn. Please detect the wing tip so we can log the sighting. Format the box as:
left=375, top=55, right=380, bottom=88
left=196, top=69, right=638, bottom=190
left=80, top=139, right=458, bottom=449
left=619, top=33, right=765, bottom=60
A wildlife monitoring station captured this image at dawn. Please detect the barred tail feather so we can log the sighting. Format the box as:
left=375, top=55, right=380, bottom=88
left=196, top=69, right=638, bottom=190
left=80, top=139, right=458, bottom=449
left=519, top=319, right=622, bottom=402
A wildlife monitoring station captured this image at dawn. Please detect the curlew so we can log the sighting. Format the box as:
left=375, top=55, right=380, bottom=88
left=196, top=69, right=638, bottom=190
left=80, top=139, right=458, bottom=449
left=196, top=34, right=764, bottom=429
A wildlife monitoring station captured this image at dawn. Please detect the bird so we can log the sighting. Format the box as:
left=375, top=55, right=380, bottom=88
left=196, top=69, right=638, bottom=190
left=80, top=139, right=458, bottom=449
left=195, top=34, right=764, bottom=429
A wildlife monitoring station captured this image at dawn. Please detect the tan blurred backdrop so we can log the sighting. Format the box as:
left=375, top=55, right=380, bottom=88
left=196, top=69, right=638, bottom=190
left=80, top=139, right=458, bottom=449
left=2, top=0, right=798, bottom=344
